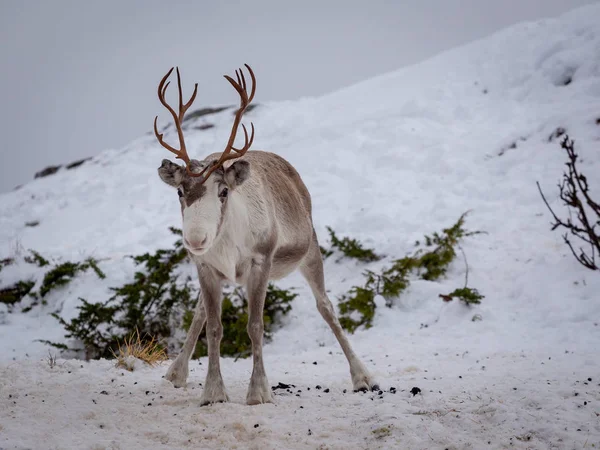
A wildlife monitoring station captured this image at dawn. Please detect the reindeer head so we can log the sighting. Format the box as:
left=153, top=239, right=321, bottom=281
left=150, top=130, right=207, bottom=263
left=154, top=65, right=255, bottom=255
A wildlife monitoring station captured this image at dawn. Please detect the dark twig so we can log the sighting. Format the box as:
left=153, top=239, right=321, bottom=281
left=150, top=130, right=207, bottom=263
left=536, top=135, right=599, bottom=271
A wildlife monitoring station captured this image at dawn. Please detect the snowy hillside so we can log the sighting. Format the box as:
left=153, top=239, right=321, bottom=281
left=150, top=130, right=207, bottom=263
left=2, top=4, right=600, bottom=449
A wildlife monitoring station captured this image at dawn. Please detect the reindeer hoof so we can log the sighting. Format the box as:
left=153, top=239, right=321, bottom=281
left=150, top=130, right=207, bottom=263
left=247, top=390, right=273, bottom=405
left=200, top=376, right=229, bottom=406
left=165, top=359, right=189, bottom=388
left=200, top=391, right=229, bottom=406
left=352, top=373, right=379, bottom=393
left=247, top=376, right=273, bottom=405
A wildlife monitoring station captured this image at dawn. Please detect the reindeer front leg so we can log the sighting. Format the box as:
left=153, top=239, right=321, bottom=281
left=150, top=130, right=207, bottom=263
left=198, top=266, right=228, bottom=406
left=245, top=257, right=274, bottom=405
left=165, top=292, right=206, bottom=387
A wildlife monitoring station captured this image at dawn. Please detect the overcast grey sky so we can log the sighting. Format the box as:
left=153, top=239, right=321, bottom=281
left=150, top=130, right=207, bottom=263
left=0, top=0, right=596, bottom=192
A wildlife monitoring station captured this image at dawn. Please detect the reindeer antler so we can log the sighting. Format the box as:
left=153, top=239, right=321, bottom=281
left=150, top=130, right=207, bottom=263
left=194, top=64, right=256, bottom=182
left=154, top=64, right=256, bottom=182
left=153, top=67, right=198, bottom=171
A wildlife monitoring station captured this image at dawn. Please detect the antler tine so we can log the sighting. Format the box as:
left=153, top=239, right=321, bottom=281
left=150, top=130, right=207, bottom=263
left=244, top=63, right=256, bottom=103
left=154, top=69, right=185, bottom=161
left=231, top=122, right=254, bottom=153
left=236, top=69, right=247, bottom=94
left=193, top=64, right=257, bottom=182
left=154, top=66, right=199, bottom=167
left=153, top=116, right=179, bottom=155
left=160, top=81, right=170, bottom=98
left=176, top=68, right=184, bottom=116
left=156, top=68, right=178, bottom=124
left=176, top=67, right=198, bottom=120
left=235, top=70, right=242, bottom=89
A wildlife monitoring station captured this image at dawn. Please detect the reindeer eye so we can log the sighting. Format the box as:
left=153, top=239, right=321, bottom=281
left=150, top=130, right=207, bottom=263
left=177, top=189, right=183, bottom=198
left=219, top=187, right=228, bottom=198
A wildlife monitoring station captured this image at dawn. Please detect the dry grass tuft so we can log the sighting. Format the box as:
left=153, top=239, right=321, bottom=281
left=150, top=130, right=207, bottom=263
left=111, top=329, right=167, bottom=371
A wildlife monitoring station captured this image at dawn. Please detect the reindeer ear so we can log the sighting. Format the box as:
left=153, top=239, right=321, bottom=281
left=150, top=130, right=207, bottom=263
left=158, top=159, right=185, bottom=187
left=224, top=160, right=250, bottom=188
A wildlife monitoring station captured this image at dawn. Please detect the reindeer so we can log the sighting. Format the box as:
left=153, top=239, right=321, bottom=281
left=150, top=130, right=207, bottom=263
left=154, top=64, right=378, bottom=405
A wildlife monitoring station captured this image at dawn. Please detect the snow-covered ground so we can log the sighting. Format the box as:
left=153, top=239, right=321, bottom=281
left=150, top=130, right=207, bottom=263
left=2, top=4, right=600, bottom=449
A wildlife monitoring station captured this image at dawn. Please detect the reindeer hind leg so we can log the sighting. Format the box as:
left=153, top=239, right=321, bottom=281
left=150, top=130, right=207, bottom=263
left=299, top=230, right=378, bottom=392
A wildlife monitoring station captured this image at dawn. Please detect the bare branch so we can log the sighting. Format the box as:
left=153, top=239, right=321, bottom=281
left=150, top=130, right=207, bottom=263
left=536, top=135, right=599, bottom=272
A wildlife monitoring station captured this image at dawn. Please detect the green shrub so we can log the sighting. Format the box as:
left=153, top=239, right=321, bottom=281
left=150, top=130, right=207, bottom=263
left=320, top=246, right=333, bottom=259
left=24, top=250, right=49, bottom=267
left=0, top=280, right=35, bottom=309
left=45, top=227, right=298, bottom=360
left=416, top=211, right=484, bottom=280
left=338, top=287, right=376, bottom=333
left=86, top=258, right=106, bottom=280
left=184, top=283, right=297, bottom=359
left=338, top=212, right=484, bottom=332
left=39, top=258, right=105, bottom=298
left=45, top=228, right=192, bottom=359
left=0, top=252, right=104, bottom=313
left=440, top=287, right=484, bottom=306
left=322, top=226, right=382, bottom=262
left=0, top=258, right=14, bottom=274
left=43, top=298, right=122, bottom=358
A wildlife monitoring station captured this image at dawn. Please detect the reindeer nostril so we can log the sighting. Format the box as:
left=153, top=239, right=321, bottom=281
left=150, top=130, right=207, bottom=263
left=184, top=235, right=208, bottom=250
